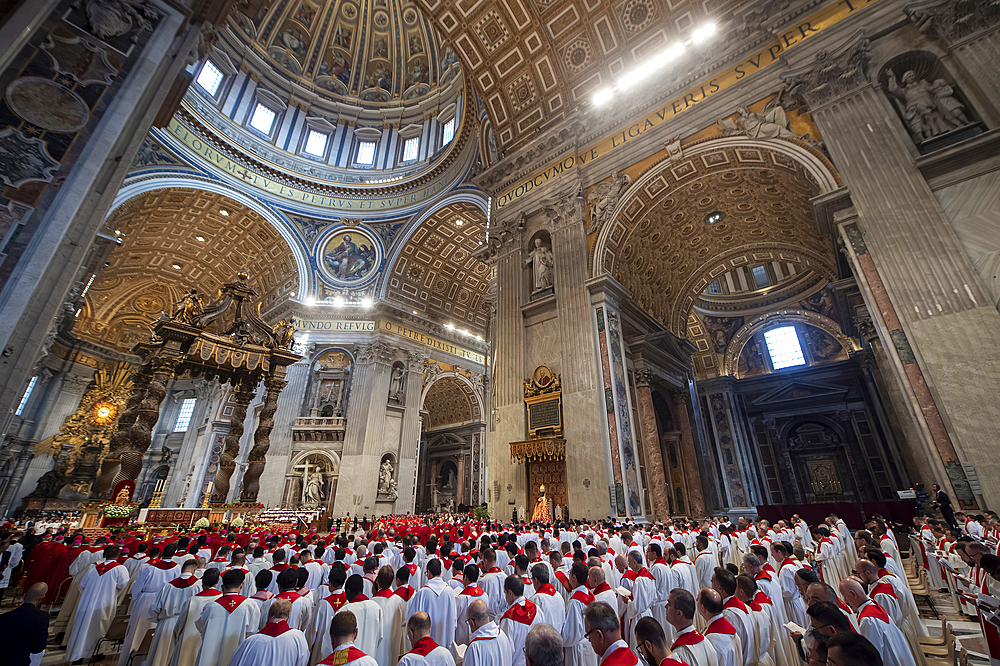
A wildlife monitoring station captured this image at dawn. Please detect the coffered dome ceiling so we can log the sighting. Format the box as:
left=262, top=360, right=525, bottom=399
left=600, top=143, right=838, bottom=336
left=234, top=0, right=460, bottom=106
left=75, top=189, right=298, bottom=352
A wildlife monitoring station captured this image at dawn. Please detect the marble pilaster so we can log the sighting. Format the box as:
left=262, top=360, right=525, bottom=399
left=394, top=351, right=427, bottom=513
left=163, top=380, right=215, bottom=506
left=257, top=360, right=311, bottom=508
left=633, top=373, right=670, bottom=521
left=332, top=340, right=393, bottom=515
left=671, top=388, right=707, bottom=519
left=784, top=32, right=1000, bottom=507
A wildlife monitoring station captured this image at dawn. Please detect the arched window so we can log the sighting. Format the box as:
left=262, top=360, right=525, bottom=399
left=763, top=326, right=806, bottom=370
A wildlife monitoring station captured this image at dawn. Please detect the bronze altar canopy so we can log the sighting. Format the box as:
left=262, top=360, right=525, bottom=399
left=90, top=272, right=300, bottom=504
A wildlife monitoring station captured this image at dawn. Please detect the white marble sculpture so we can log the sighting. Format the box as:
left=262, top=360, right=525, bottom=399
left=525, top=238, right=554, bottom=292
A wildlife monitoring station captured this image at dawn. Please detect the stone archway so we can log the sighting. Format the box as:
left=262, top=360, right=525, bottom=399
left=287, top=449, right=341, bottom=511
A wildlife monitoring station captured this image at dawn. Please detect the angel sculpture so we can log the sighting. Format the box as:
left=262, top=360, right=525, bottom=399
left=718, top=90, right=819, bottom=147
left=272, top=319, right=295, bottom=349
left=172, top=289, right=203, bottom=326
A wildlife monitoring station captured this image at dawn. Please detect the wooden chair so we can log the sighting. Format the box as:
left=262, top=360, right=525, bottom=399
left=923, top=641, right=956, bottom=666
left=89, top=614, right=130, bottom=664
left=46, top=576, right=74, bottom=614
left=959, top=647, right=968, bottom=666
left=125, top=627, right=156, bottom=666
left=918, top=619, right=952, bottom=647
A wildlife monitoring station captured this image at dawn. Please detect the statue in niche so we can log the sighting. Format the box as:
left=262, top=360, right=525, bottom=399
left=444, top=468, right=457, bottom=492
left=304, top=471, right=325, bottom=505
left=388, top=365, right=405, bottom=403
left=719, top=93, right=818, bottom=146
left=172, top=289, right=203, bottom=326
left=524, top=238, right=554, bottom=292
left=587, top=171, right=632, bottom=234
left=378, top=458, right=394, bottom=493
left=886, top=70, right=972, bottom=142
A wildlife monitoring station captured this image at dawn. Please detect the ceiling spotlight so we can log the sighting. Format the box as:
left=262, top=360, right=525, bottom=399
left=195, top=236, right=206, bottom=242
left=290, top=292, right=296, bottom=297
left=592, top=87, right=615, bottom=106
left=455, top=219, right=464, bottom=226
left=413, top=310, right=418, bottom=315
left=219, top=209, right=229, bottom=216
left=444, top=323, right=453, bottom=329
left=691, top=22, right=716, bottom=44
left=305, top=296, right=316, bottom=306
left=171, top=264, right=182, bottom=270
left=114, top=229, right=121, bottom=235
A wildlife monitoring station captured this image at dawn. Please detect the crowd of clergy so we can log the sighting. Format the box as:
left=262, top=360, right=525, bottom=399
left=11, top=509, right=997, bottom=666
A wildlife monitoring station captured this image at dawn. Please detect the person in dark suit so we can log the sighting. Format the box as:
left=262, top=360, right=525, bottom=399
left=0, top=581, right=49, bottom=666
left=933, top=483, right=958, bottom=530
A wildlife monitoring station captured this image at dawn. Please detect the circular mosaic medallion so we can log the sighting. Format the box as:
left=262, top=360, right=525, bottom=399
left=318, top=226, right=382, bottom=286
left=341, top=2, right=358, bottom=20
left=5, top=77, right=89, bottom=132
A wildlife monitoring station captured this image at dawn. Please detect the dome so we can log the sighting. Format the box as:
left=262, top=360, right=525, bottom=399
left=232, top=0, right=460, bottom=107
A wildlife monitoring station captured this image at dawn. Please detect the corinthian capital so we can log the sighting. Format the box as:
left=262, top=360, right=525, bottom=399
left=543, top=189, right=585, bottom=230
left=357, top=340, right=394, bottom=365
left=906, top=0, right=1000, bottom=43
left=634, top=368, right=654, bottom=387
left=782, top=30, right=872, bottom=111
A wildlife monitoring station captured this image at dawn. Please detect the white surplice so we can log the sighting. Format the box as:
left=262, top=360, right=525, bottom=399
left=668, top=626, right=720, bottom=666
left=120, top=561, right=181, bottom=666
left=397, top=638, right=456, bottom=666
left=562, top=587, right=598, bottom=666
left=371, top=589, right=407, bottom=666
left=226, top=624, right=309, bottom=666
left=464, top=622, right=513, bottom=666
left=531, top=585, right=565, bottom=634
left=704, top=614, right=743, bottom=666
left=856, top=600, right=917, bottom=666
left=408, top=578, right=457, bottom=649
left=147, top=574, right=202, bottom=666
left=306, top=593, right=346, bottom=666
left=498, top=597, right=543, bottom=666
left=65, top=561, right=130, bottom=661
left=340, top=598, right=384, bottom=659
left=170, top=589, right=221, bottom=666
left=259, top=591, right=312, bottom=630
left=193, top=594, right=262, bottom=666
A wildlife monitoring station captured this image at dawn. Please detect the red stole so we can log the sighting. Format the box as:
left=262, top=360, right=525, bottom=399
left=326, top=591, right=347, bottom=610
left=653, top=557, right=668, bottom=567
left=571, top=590, right=595, bottom=606
left=501, top=599, right=538, bottom=625
left=753, top=591, right=772, bottom=606
left=410, top=636, right=440, bottom=656
left=487, top=567, right=501, bottom=574
left=95, top=562, right=120, bottom=575
left=216, top=594, right=248, bottom=613
left=394, top=586, right=414, bottom=601
left=277, top=591, right=301, bottom=602
left=871, top=582, right=898, bottom=600
left=460, top=585, right=485, bottom=596
left=622, top=570, right=638, bottom=582
left=601, top=646, right=638, bottom=666
left=754, top=571, right=772, bottom=582
left=670, top=629, right=706, bottom=650
left=838, top=599, right=852, bottom=614
left=706, top=617, right=737, bottom=635
left=272, top=563, right=290, bottom=572
left=593, top=582, right=612, bottom=595
left=724, top=597, right=749, bottom=614
left=535, top=584, right=557, bottom=596
left=350, top=594, right=369, bottom=603
left=259, top=620, right=291, bottom=637
left=636, top=568, right=654, bottom=580
left=374, top=589, right=395, bottom=598
left=170, top=575, right=199, bottom=588
left=320, top=647, right=368, bottom=665
left=151, top=560, right=176, bottom=570
left=554, top=570, right=572, bottom=591
left=859, top=602, right=890, bottom=623
left=197, top=589, right=222, bottom=597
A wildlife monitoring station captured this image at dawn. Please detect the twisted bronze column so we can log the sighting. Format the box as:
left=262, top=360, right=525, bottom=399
left=91, top=366, right=151, bottom=499
left=239, top=376, right=286, bottom=502
left=211, top=378, right=257, bottom=504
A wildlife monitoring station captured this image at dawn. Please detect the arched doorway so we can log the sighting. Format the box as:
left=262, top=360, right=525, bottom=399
left=286, top=450, right=340, bottom=511
left=417, top=373, right=484, bottom=513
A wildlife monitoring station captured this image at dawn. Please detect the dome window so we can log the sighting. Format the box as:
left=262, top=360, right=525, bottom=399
left=196, top=60, right=224, bottom=96
left=355, top=140, right=377, bottom=166
left=249, top=103, right=277, bottom=135
left=303, top=129, right=329, bottom=158
left=442, top=118, right=455, bottom=146
left=402, top=136, right=420, bottom=163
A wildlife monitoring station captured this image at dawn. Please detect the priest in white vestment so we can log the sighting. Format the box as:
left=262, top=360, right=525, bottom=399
left=319, top=610, right=379, bottom=666
left=398, top=613, right=456, bottom=666
left=259, top=568, right=312, bottom=630
left=227, top=598, right=309, bottom=666
left=308, top=566, right=349, bottom=666
left=465, top=600, right=514, bottom=666
left=371, top=567, right=407, bottom=666
left=529, top=564, right=565, bottom=633
left=646, top=544, right=674, bottom=640
left=622, top=553, right=657, bottom=649
left=498, top=575, right=544, bottom=666
left=561, top=564, right=598, bottom=666
left=839, top=579, right=916, bottom=666
left=407, top=559, right=456, bottom=650
left=147, top=560, right=202, bottom=666
left=120, top=551, right=181, bottom=666
left=698, top=589, right=743, bottom=666
left=455, top=564, right=489, bottom=646
left=66, top=546, right=130, bottom=663
left=169, top=568, right=221, bottom=666
left=661, top=589, right=720, bottom=666
left=340, top=574, right=384, bottom=659
left=194, top=570, right=262, bottom=666
left=584, top=602, right=642, bottom=666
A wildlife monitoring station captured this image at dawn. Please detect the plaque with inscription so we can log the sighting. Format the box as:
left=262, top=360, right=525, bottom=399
left=529, top=398, right=560, bottom=431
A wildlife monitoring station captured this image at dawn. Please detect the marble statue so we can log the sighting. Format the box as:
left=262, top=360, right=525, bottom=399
left=388, top=365, right=404, bottom=403
left=718, top=94, right=818, bottom=146
left=444, top=468, right=457, bottom=492
left=378, top=458, right=394, bottom=493
left=525, top=238, right=554, bottom=292
left=886, top=70, right=972, bottom=142
left=304, top=471, right=324, bottom=504
left=587, top=171, right=632, bottom=234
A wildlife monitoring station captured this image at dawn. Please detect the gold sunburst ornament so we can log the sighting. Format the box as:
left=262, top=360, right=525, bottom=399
left=90, top=400, right=118, bottom=425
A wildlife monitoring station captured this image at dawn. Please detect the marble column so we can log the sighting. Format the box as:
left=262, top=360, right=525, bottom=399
left=394, top=351, right=427, bottom=513
left=671, top=388, right=707, bottom=519
left=479, top=223, right=527, bottom=519
left=784, top=33, right=1000, bottom=507
left=0, top=446, right=35, bottom=515
left=332, top=340, right=393, bottom=515
left=698, top=377, right=757, bottom=512
left=258, top=360, right=311, bottom=508
left=546, top=195, right=610, bottom=520
left=632, top=371, right=670, bottom=521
